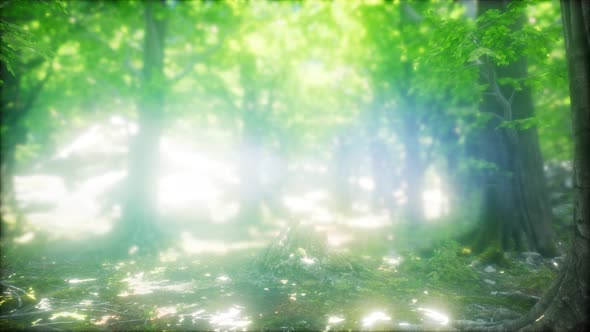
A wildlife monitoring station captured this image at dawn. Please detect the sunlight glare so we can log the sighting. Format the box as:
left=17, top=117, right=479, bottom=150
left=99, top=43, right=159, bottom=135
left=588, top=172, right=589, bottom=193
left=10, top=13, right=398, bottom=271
left=14, top=171, right=120, bottom=238
left=14, top=232, right=35, bottom=244
left=418, top=307, right=449, bottom=326
left=180, top=232, right=266, bottom=255
left=209, top=306, right=251, bottom=330
left=362, top=311, right=391, bottom=327
left=56, top=125, right=101, bottom=159
left=217, top=275, right=231, bottom=282
left=301, top=256, right=316, bottom=265
left=328, top=316, right=345, bottom=324
left=358, top=177, right=375, bottom=191
left=119, top=271, right=193, bottom=297
left=326, top=231, right=352, bottom=247
left=49, top=312, right=86, bottom=321
left=283, top=196, right=316, bottom=214
left=422, top=173, right=450, bottom=220
left=67, top=278, right=96, bottom=284
left=210, top=201, right=240, bottom=223
left=299, top=60, right=329, bottom=86
left=35, top=298, right=52, bottom=310
left=310, top=208, right=333, bottom=223
left=14, top=175, right=67, bottom=206
left=393, top=189, right=407, bottom=204
left=346, top=213, right=390, bottom=229
left=159, top=172, right=221, bottom=210
left=383, top=256, right=402, bottom=266
left=282, top=190, right=328, bottom=215
left=155, top=306, right=178, bottom=319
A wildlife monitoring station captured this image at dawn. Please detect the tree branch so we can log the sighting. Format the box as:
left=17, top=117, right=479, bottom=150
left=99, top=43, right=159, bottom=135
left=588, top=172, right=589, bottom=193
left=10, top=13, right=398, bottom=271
left=67, top=16, right=139, bottom=77
left=22, top=60, right=54, bottom=111
left=168, top=43, right=223, bottom=83
left=403, top=3, right=423, bottom=23
left=482, top=58, right=513, bottom=121
left=168, top=27, right=236, bottom=84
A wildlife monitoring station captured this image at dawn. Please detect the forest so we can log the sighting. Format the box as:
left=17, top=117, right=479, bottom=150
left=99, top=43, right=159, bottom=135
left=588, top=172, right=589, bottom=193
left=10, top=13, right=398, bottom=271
left=0, top=0, right=588, bottom=331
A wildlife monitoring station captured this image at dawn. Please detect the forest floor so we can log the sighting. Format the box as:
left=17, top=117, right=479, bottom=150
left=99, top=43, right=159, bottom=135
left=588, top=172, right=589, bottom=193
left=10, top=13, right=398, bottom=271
left=0, top=216, right=567, bottom=332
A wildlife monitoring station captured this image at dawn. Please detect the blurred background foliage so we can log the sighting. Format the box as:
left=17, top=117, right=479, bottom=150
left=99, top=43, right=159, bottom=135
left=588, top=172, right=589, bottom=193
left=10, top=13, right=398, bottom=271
left=0, top=0, right=574, bottom=330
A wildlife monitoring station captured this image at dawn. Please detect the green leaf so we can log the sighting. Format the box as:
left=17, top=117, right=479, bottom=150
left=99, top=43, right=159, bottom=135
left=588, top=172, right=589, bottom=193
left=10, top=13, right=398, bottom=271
left=468, top=47, right=499, bottom=63
left=496, top=117, right=538, bottom=130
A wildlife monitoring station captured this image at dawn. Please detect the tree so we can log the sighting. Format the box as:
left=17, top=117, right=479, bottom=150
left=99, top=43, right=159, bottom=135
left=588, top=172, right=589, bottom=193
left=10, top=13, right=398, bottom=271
left=108, top=0, right=167, bottom=254
left=0, top=1, right=72, bottom=215
left=0, top=57, right=53, bottom=206
left=464, top=0, right=556, bottom=255
left=235, top=51, right=266, bottom=226
left=455, top=1, right=589, bottom=330
left=358, top=1, right=431, bottom=222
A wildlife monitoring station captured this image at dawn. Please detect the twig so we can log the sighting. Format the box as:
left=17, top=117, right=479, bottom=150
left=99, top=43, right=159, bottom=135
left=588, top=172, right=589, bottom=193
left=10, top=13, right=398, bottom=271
left=1, top=280, right=27, bottom=308
left=108, top=318, right=146, bottom=326
left=1, top=280, right=27, bottom=294
left=30, top=321, right=79, bottom=327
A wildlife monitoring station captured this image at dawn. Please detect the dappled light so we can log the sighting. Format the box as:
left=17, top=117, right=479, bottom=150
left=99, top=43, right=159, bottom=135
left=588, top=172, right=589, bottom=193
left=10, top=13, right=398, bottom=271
left=1, top=0, right=582, bottom=331
left=361, top=310, right=391, bottom=328
left=418, top=307, right=450, bottom=326
left=209, top=306, right=252, bottom=331
left=179, top=232, right=267, bottom=255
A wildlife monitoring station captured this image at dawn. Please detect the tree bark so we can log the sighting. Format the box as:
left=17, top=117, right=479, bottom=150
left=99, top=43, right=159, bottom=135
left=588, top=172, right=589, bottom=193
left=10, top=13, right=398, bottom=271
left=528, top=0, right=590, bottom=328
left=473, top=0, right=555, bottom=256
left=331, top=125, right=361, bottom=214
left=236, top=53, right=264, bottom=226
left=369, top=136, right=396, bottom=212
left=455, top=1, right=589, bottom=330
left=1, top=58, right=52, bottom=211
left=398, top=2, right=426, bottom=224
left=116, top=0, right=167, bottom=253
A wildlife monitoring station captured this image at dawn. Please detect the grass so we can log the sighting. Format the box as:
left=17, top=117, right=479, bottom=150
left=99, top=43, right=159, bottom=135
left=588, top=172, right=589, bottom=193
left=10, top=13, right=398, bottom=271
left=0, top=224, right=559, bottom=331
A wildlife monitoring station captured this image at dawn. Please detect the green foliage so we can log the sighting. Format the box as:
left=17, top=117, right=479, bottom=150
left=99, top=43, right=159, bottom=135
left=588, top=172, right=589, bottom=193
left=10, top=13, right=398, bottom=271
left=479, top=247, right=511, bottom=267
left=14, top=143, right=42, bottom=165
left=0, top=19, right=53, bottom=79
left=400, top=241, right=478, bottom=283
left=0, top=0, right=574, bottom=329
left=496, top=117, right=539, bottom=130
left=509, top=260, right=557, bottom=294
left=460, top=157, right=500, bottom=174
left=468, top=47, right=499, bottom=63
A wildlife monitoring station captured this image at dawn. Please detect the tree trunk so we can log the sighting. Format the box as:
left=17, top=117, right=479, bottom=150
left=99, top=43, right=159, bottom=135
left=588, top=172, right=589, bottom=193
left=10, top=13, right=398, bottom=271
left=236, top=53, right=264, bottom=227
left=441, top=124, right=472, bottom=208
left=473, top=102, right=524, bottom=252
left=398, top=3, right=425, bottom=224
left=369, top=137, right=396, bottom=212
left=363, top=99, right=397, bottom=214
left=332, top=128, right=356, bottom=213
left=526, top=1, right=590, bottom=328
left=1, top=58, right=52, bottom=212
left=472, top=0, right=555, bottom=256
left=510, top=58, right=556, bottom=256
left=237, top=130, right=263, bottom=226
left=116, top=0, right=166, bottom=253
left=455, top=1, right=589, bottom=330
left=401, top=110, right=424, bottom=223
left=0, top=60, right=22, bottom=205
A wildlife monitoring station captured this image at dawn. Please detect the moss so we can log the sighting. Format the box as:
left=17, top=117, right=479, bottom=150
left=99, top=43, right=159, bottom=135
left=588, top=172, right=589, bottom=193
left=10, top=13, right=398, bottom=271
left=399, top=241, right=479, bottom=286
left=479, top=247, right=511, bottom=267
left=509, top=261, right=558, bottom=295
